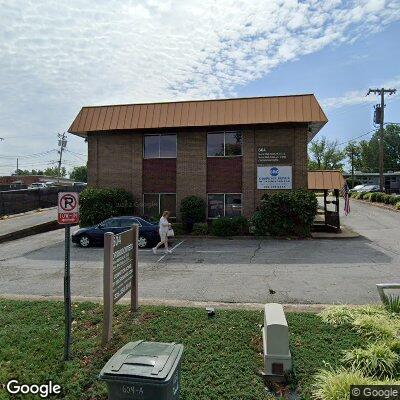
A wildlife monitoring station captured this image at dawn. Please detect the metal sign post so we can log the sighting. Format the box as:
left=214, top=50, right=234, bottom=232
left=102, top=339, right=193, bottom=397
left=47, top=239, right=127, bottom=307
left=64, top=224, right=72, bottom=361
left=58, top=192, right=79, bottom=361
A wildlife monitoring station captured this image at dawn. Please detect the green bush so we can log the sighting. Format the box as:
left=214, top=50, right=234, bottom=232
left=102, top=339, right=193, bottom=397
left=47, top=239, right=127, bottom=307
left=191, top=223, right=208, bottom=235
left=180, top=196, right=206, bottom=231
left=312, top=368, right=400, bottom=400
left=211, top=217, right=233, bottom=237
left=358, top=192, right=368, bottom=200
left=312, top=368, right=371, bottom=400
left=79, top=187, right=134, bottom=227
left=396, top=202, right=400, bottom=210
left=250, top=189, right=317, bottom=237
left=342, top=343, right=399, bottom=379
left=363, top=192, right=373, bottom=201
left=383, top=294, right=400, bottom=314
left=388, top=196, right=400, bottom=205
left=230, top=216, right=249, bottom=235
left=171, top=223, right=186, bottom=236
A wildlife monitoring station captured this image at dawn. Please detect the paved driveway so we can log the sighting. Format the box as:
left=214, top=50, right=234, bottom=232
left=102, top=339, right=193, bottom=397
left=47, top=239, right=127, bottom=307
left=0, top=199, right=399, bottom=304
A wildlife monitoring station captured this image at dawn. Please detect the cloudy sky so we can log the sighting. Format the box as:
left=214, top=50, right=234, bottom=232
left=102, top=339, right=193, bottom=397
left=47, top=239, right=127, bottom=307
left=0, top=0, right=399, bottom=175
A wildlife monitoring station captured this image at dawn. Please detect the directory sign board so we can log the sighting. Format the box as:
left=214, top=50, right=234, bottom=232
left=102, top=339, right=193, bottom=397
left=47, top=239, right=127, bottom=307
left=103, top=226, right=139, bottom=344
left=257, top=146, right=292, bottom=165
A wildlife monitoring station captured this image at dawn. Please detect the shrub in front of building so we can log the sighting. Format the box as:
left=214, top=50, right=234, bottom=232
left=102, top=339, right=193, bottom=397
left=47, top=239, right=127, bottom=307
left=191, top=223, right=208, bottom=235
left=251, top=189, right=318, bottom=237
left=211, top=217, right=233, bottom=237
left=79, top=187, right=134, bottom=226
left=171, top=222, right=186, bottom=236
left=370, top=192, right=385, bottom=202
left=230, top=216, right=249, bottom=235
left=363, top=193, right=373, bottom=201
left=180, top=196, right=206, bottom=232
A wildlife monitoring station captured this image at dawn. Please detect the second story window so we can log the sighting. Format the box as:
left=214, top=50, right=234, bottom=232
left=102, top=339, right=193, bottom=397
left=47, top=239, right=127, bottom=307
left=144, top=134, right=177, bottom=158
left=207, top=131, right=242, bottom=157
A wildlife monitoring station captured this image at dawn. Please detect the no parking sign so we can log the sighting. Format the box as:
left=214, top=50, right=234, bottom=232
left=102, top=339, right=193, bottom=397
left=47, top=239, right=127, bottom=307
left=58, top=192, right=79, bottom=224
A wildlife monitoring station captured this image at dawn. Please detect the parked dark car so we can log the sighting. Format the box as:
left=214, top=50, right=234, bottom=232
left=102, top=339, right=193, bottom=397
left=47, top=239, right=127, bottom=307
left=72, top=216, right=160, bottom=248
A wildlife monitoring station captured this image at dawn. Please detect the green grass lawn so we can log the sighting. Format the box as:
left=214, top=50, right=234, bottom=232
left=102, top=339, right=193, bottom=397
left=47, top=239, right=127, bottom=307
left=0, top=300, right=363, bottom=400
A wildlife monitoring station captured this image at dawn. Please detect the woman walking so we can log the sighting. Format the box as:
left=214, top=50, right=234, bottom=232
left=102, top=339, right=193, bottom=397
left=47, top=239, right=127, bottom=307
left=153, top=211, right=172, bottom=254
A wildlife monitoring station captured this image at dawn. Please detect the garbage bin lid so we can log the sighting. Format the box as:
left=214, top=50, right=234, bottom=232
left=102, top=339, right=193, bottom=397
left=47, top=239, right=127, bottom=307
left=100, top=341, right=183, bottom=380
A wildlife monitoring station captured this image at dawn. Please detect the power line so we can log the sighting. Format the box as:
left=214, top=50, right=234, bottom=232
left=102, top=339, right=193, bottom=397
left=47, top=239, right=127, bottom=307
left=0, top=149, right=57, bottom=159
left=64, top=149, right=86, bottom=162
left=337, top=128, right=377, bottom=147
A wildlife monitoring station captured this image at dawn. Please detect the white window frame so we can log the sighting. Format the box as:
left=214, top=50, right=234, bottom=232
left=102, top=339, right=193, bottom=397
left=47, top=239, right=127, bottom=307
left=207, top=131, right=243, bottom=158
left=143, top=193, right=177, bottom=218
left=143, top=133, right=177, bottom=159
left=207, top=193, right=242, bottom=219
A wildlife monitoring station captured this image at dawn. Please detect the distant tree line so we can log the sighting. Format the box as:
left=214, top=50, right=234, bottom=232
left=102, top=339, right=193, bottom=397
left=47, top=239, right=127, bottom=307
left=308, top=124, right=400, bottom=173
left=14, top=164, right=87, bottom=182
left=15, top=166, right=67, bottom=177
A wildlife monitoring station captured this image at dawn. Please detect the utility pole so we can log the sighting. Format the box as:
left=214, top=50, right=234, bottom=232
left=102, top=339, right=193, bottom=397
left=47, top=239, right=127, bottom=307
left=367, top=88, right=397, bottom=191
left=57, top=132, right=67, bottom=184
left=16, top=158, right=19, bottom=175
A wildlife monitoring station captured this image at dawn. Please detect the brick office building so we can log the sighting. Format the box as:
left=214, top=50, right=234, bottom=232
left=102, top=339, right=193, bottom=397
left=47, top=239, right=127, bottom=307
left=68, top=95, right=327, bottom=219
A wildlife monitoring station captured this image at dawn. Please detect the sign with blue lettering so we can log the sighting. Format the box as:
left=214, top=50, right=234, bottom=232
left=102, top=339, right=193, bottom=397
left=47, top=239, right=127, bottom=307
left=257, top=166, right=292, bottom=189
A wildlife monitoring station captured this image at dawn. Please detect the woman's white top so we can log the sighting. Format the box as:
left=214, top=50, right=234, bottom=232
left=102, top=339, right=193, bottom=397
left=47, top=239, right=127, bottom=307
left=159, top=216, right=169, bottom=234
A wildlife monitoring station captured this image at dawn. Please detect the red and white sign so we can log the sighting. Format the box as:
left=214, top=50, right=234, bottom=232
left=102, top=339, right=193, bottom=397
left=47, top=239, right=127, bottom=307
left=58, top=192, right=79, bottom=224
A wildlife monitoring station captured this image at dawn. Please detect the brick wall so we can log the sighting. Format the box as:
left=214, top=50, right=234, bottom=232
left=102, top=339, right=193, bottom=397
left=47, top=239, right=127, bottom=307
left=88, top=132, right=143, bottom=213
left=242, top=129, right=256, bottom=218
left=207, top=157, right=242, bottom=193
left=87, top=125, right=308, bottom=220
left=176, top=130, right=207, bottom=219
left=143, top=159, right=176, bottom=193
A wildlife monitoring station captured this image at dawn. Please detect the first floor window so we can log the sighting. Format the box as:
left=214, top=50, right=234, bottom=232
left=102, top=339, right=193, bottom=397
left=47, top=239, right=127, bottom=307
left=207, top=193, right=242, bottom=218
left=143, top=193, right=176, bottom=218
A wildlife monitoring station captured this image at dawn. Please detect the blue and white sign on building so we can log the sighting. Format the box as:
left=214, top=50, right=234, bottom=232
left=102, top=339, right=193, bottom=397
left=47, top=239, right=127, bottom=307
left=257, top=166, right=292, bottom=190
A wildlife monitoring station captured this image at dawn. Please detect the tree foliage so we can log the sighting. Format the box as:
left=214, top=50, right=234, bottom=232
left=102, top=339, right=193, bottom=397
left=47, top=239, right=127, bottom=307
left=70, top=165, right=87, bottom=182
left=308, top=137, right=345, bottom=170
left=14, top=167, right=66, bottom=177
left=354, top=125, right=400, bottom=173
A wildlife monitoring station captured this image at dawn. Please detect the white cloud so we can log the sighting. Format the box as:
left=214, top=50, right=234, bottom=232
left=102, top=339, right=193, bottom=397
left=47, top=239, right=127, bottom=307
left=0, top=0, right=399, bottom=173
left=322, top=77, right=400, bottom=109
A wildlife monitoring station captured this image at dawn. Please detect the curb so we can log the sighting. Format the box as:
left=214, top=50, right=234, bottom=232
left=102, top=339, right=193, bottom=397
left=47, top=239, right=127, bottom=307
left=353, top=198, right=400, bottom=213
left=0, top=220, right=61, bottom=244
left=0, top=294, right=374, bottom=313
left=0, top=206, right=57, bottom=220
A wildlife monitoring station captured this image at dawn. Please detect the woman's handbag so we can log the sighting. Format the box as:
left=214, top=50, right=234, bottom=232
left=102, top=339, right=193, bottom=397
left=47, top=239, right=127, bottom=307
left=167, top=228, right=175, bottom=237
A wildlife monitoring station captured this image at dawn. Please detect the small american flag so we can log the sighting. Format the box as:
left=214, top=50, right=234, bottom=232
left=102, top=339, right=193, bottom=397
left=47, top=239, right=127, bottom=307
left=340, top=183, right=350, bottom=216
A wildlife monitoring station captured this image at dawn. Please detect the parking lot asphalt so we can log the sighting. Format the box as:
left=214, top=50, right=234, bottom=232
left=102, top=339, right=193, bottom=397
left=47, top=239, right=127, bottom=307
left=0, top=199, right=399, bottom=304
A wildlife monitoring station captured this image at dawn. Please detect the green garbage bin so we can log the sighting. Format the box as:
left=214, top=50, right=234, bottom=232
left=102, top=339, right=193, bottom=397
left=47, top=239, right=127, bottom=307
left=99, top=340, right=184, bottom=400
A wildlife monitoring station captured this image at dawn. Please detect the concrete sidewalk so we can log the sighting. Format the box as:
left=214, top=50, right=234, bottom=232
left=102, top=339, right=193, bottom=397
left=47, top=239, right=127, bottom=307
left=0, top=207, right=59, bottom=242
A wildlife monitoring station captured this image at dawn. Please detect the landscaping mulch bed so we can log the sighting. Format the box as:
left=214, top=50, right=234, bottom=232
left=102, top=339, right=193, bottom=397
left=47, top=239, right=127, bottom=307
left=0, top=300, right=364, bottom=400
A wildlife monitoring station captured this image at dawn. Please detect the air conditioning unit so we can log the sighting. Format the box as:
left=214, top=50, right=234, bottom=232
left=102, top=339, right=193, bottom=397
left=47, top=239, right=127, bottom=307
left=262, top=303, right=292, bottom=380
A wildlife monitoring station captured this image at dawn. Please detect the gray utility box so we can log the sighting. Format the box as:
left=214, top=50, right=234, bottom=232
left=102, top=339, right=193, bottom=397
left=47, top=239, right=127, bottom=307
left=99, top=340, right=184, bottom=400
left=262, top=303, right=292, bottom=379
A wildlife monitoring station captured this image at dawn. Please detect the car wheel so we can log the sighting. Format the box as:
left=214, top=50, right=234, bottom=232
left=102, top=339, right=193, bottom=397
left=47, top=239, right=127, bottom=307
left=138, top=236, right=148, bottom=248
left=79, top=235, right=91, bottom=248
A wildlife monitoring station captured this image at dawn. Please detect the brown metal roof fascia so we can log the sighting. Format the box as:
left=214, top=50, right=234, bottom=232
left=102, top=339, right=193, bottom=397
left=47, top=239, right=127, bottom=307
left=68, top=94, right=328, bottom=137
left=308, top=170, right=345, bottom=190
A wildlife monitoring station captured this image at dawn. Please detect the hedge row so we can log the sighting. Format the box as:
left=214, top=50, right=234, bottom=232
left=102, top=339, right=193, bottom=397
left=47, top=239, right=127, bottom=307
left=350, top=191, right=400, bottom=209
left=78, top=188, right=318, bottom=237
